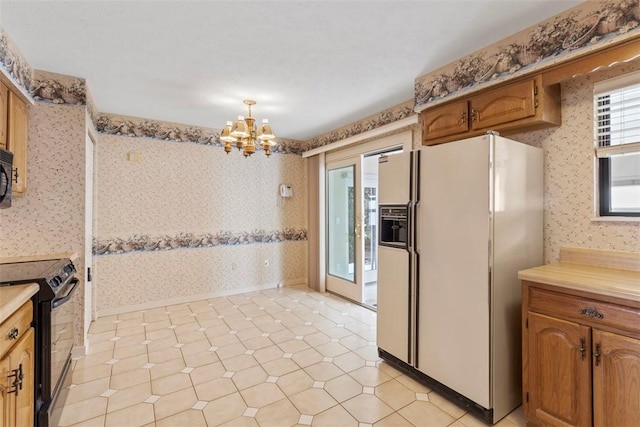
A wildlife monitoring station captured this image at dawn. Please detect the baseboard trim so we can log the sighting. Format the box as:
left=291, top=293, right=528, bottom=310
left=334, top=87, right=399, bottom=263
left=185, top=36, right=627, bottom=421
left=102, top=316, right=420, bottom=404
left=96, top=278, right=308, bottom=318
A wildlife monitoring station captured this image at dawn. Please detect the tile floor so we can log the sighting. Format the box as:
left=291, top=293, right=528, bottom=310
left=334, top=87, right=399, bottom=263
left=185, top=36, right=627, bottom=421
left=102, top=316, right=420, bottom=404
left=60, top=285, right=527, bottom=427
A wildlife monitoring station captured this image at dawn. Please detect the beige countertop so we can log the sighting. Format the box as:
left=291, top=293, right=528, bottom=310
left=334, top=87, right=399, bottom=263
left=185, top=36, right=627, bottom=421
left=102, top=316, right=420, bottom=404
left=0, top=283, right=38, bottom=324
left=0, top=252, right=78, bottom=264
left=519, top=247, right=640, bottom=302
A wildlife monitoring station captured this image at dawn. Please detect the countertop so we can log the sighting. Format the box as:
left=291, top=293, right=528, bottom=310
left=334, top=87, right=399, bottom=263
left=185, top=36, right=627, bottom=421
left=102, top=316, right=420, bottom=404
left=519, top=247, right=640, bottom=302
left=0, top=283, right=38, bottom=324
left=0, top=252, right=78, bottom=264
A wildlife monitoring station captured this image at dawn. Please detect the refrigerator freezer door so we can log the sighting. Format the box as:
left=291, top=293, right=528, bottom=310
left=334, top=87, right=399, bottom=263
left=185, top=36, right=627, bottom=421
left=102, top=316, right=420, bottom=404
left=378, top=151, right=411, bottom=205
left=417, top=135, right=491, bottom=408
left=377, top=245, right=410, bottom=363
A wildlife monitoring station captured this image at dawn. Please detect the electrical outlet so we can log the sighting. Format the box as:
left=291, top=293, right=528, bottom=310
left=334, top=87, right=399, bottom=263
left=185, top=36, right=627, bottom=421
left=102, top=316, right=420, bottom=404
left=264, top=259, right=269, bottom=267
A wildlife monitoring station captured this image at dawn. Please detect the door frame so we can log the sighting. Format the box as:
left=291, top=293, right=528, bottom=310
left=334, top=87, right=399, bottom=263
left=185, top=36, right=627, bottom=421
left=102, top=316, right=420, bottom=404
left=323, top=131, right=414, bottom=304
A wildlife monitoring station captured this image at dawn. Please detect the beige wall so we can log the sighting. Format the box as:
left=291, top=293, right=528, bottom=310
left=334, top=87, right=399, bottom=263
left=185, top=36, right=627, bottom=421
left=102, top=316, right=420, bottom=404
left=0, top=102, right=88, bottom=346
left=94, top=133, right=308, bottom=315
left=512, top=61, right=640, bottom=263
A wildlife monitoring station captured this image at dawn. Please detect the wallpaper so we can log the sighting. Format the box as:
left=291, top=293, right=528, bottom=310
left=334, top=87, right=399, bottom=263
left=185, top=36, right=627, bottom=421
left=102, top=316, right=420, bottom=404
left=415, top=0, right=640, bottom=112
left=306, top=99, right=415, bottom=150
left=97, top=112, right=306, bottom=155
left=93, top=132, right=309, bottom=314
left=0, top=102, right=89, bottom=347
left=0, top=27, right=33, bottom=91
left=512, top=60, right=640, bottom=263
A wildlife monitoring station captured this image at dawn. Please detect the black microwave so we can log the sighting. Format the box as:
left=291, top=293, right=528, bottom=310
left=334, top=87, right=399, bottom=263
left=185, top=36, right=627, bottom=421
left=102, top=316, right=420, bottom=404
left=0, top=148, right=13, bottom=209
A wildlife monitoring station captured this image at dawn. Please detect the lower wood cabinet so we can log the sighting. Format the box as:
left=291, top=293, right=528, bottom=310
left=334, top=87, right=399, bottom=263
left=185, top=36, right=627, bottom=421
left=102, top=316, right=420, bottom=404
left=523, top=281, right=640, bottom=427
left=0, top=302, right=34, bottom=427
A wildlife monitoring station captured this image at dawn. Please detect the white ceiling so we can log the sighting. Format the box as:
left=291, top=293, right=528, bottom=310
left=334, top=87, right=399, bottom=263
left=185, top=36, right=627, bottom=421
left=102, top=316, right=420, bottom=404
left=1, top=0, right=582, bottom=141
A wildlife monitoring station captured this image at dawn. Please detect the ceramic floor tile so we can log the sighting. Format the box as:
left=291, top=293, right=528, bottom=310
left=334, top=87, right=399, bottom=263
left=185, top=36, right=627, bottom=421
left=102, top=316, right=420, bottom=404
left=66, top=377, right=110, bottom=405
left=373, top=412, right=415, bottom=427
left=202, top=392, right=247, bottom=427
left=342, top=394, right=395, bottom=424
left=398, top=400, right=455, bottom=427
left=104, top=402, right=154, bottom=427
left=312, top=404, right=359, bottom=427
left=153, top=386, right=199, bottom=420
left=332, top=351, right=366, bottom=373
left=194, top=377, right=237, bottom=401
left=289, top=388, right=338, bottom=416
left=231, top=365, right=268, bottom=390
left=374, top=379, right=417, bottom=410
left=254, top=397, right=300, bottom=427
left=240, top=382, right=286, bottom=408
left=189, top=361, right=226, bottom=385
left=109, top=368, right=151, bottom=390
left=72, top=363, right=112, bottom=384
left=304, top=361, right=344, bottom=382
left=106, top=381, right=152, bottom=413
left=58, top=396, right=108, bottom=426
left=428, top=390, right=468, bottom=419
left=69, top=287, right=529, bottom=426
left=151, top=372, right=192, bottom=395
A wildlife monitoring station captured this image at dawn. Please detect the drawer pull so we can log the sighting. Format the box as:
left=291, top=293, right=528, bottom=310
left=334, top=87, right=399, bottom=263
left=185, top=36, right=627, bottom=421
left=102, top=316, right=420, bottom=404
left=8, top=327, right=19, bottom=340
left=579, top=307, right=604, bottom=319
left=594, top=344, right=601, bottom=367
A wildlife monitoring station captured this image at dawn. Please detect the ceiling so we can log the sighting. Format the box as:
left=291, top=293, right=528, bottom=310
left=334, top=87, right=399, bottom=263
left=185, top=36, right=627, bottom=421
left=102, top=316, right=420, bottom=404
left=1, top=0, right=582, bottom=141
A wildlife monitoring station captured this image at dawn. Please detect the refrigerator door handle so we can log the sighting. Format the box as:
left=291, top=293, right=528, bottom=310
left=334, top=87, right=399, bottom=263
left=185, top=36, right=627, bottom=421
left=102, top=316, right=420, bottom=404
left=406, top=201, right=413, bottom=253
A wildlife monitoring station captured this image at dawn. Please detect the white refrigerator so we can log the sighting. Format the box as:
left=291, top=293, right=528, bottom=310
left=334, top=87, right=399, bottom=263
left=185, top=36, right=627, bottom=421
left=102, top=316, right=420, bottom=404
left=376, top=133, right=543, bottom=423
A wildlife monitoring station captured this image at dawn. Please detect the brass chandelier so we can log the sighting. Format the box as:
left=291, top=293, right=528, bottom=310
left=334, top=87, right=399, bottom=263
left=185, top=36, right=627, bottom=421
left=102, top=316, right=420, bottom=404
left=219, top=99, right=276, bottom=157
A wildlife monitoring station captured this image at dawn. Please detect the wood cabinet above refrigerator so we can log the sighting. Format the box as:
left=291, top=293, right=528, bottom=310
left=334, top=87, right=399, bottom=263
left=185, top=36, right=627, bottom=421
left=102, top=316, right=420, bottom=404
left=421, top=74, right=561, bottom=146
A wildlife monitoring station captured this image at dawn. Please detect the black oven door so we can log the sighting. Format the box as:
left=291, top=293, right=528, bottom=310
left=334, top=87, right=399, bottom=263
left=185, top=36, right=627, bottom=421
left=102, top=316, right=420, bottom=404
left=44, top=278, right=78, bottom=427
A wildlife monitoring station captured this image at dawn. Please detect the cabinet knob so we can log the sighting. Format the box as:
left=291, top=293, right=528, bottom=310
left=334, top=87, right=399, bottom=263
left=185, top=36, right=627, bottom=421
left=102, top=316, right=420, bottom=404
left=8, top=327, right=19, bottom=340
left=460, top=112, right=467, bottom=125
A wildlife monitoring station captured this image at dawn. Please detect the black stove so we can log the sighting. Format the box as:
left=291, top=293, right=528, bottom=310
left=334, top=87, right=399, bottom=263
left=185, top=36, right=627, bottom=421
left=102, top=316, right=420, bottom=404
left=0, top=258, right=78, bottom=427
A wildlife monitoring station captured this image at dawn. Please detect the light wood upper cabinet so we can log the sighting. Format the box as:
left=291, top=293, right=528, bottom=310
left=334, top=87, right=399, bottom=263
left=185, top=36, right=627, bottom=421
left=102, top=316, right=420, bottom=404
left=422, top=74, right=561, bottom=146
left=0, top=302, right=34, bottom=427
left=6, top=91, right=28, bottom=196
left=470, top=77, right=536, bottom=130
left=422, top=100, right=469, bottom=141
left=0, top=82, right=8, bottom=150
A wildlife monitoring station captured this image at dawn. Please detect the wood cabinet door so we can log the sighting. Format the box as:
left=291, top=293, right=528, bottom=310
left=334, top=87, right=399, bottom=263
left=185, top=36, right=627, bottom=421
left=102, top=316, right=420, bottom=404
left=10, top=329, right=33, bottom=427
left=528, top=312, right=592, bottom=427
left=422, top=100, right=469, bottom=143
left=470, top=78, right=536, bottom=131
left=0, top=82, right=7, bottom=150
left=593, top=329, right=640, bottom=427
left=0, top=354, right=10, bottom=427
left=6, top=92, right=28, bottom=195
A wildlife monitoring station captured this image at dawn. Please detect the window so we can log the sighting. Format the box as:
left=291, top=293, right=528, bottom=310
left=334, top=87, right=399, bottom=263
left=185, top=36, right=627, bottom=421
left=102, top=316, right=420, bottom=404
left=595, top=71, right=640, bottom=217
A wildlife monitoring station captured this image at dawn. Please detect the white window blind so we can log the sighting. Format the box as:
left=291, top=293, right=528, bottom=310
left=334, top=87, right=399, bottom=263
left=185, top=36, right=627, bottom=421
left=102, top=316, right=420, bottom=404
left=595, top=71, right=640, bottom=158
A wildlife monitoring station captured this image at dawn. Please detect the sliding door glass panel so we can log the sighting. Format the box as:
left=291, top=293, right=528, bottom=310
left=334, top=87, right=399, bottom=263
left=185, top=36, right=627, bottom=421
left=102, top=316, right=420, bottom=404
left=327, top=165, right=355, bottom=282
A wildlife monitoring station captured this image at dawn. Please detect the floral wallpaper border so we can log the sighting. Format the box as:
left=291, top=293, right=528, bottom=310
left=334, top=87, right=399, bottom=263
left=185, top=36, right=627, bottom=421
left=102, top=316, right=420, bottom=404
left=415, top=0, right=640, bottom=111
left=0, top=27, right=34, bottom=92
left=96, top=113, right=307, bottom=155
left=305, top=99, right=415, bottom=149
left=94, top=229, right=308, bottom=256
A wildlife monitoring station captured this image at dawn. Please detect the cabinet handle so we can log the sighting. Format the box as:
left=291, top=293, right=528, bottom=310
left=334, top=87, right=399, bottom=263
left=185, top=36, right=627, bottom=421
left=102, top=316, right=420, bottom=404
left=471, top=109, right=477, bottom=122
left=12, top=167, right=18, bottom=183
left=594, top=343, right=601, bottom=366
left=8, top=327, right=19, bottom=340
left=460, top=112, right=467, bottom=124
left=579, top=307, right=604, bottom=319
left=579, top=338, right=586, bottom=361
left=7, top=364, right=23, bottom=396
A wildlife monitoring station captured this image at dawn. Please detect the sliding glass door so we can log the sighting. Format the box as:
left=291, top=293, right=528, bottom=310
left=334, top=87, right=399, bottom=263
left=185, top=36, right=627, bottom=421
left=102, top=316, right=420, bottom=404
left=326, top=159, right=363, bottom=302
